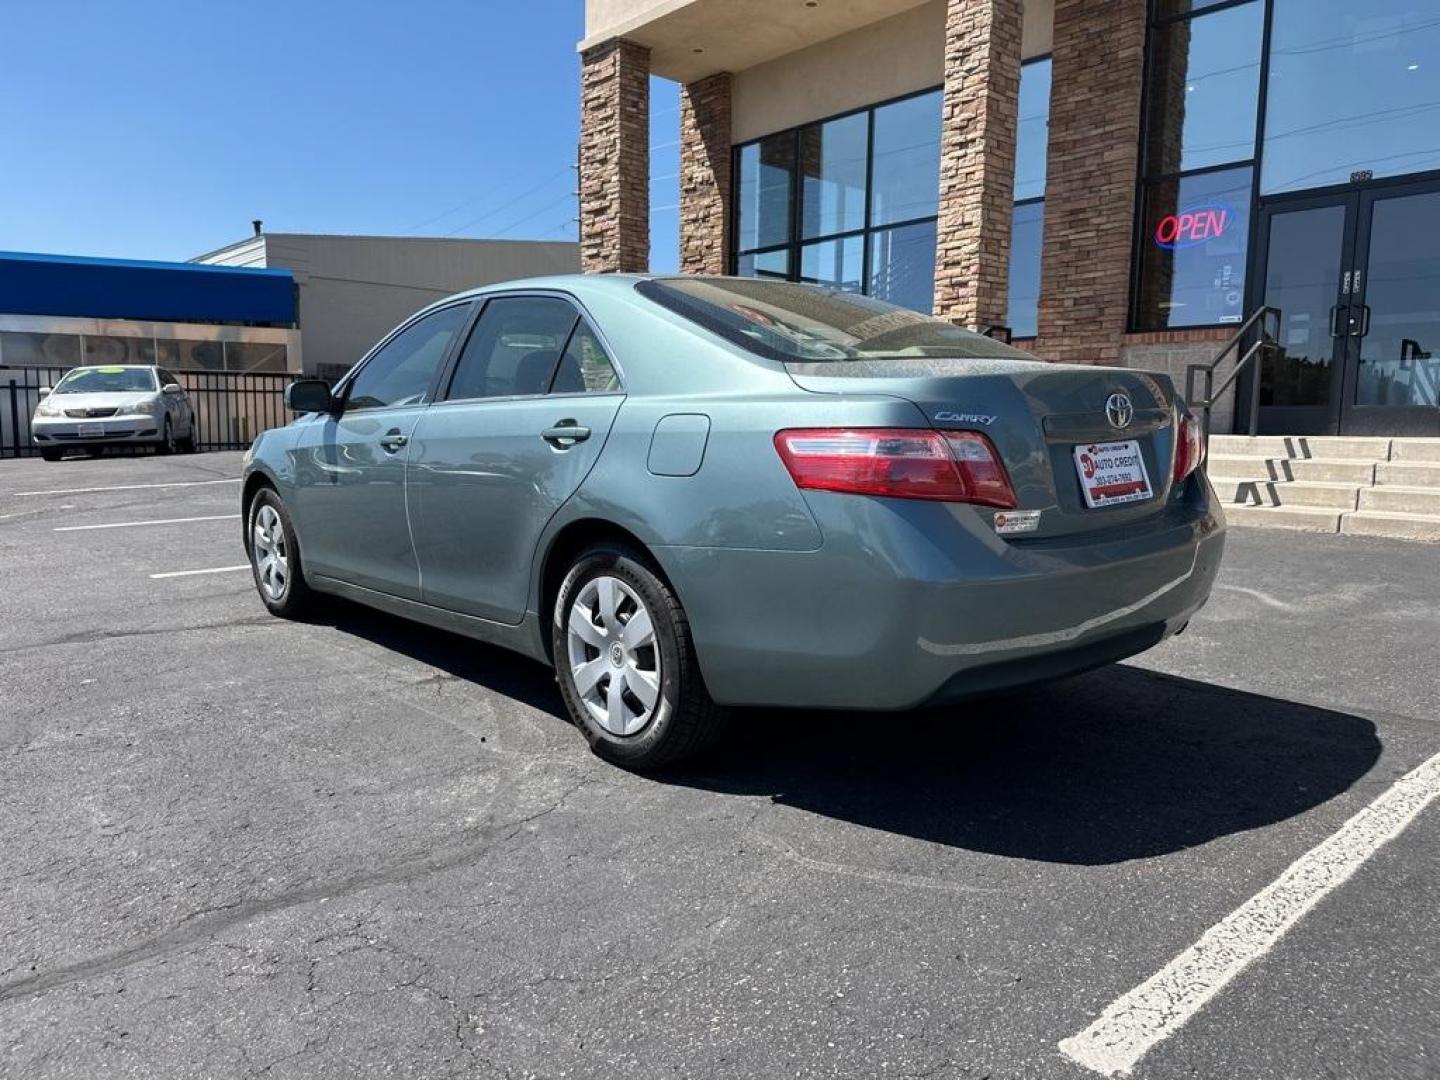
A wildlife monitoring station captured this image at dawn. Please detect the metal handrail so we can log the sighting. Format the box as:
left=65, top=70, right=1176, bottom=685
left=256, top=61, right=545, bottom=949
left=1184, top=306, right=1282, bottom=440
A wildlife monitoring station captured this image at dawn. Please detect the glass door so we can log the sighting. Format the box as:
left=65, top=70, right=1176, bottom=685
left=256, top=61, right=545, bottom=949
left=1250, top=195, right=1356, bottom=435
left=1250, top=180, right=1440, bottom=436
left=1341, top=185, right=1440, bottom=436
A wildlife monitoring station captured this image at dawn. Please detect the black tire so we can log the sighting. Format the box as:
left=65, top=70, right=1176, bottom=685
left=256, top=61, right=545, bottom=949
left=180, top=415, right=198, bottom=453
left=39, top=448, right=62, bottom=462
left=245, top=487, right=317, bottom=619
left=158, top=417, right=175, bottom=455
left=552, top=544, right=728, bottom=770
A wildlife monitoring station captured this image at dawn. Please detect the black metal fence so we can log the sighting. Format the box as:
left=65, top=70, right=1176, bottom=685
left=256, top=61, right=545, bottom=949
left=1, top=365, right=293, bottom=458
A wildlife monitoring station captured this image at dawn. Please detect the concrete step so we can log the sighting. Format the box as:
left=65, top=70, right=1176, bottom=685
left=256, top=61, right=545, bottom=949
left=1359, top=485, right=1440, bottom=515
left=1376, top=461, right=1440, bottom=487
left=1211, top=478, right=1359, bottom=509
left=1340, top=510, right=1440, bottom=543
left=1223, top=504, right=1342, bottom=533
left=1208, top=455, right=1377, bottom=484
left=1209, top=435, right=1393, bottom=460
left=1390, top=439, right=1440, bottom=464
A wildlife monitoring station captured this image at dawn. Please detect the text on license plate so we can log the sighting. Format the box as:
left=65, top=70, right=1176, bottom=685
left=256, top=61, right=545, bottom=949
left=78, top=422, right=105, bottom=437
left=1073, top=440, right=1153, bottom=508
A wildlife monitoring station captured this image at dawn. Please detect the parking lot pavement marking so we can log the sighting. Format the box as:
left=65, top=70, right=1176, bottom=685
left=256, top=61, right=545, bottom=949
left=10, top=477, right=241, bottom=497
left=149, top=564, right=250, bottom=579
left=53, top=513, right=239, bottom=532
left=1059, top=749, right=1440, bottom=1078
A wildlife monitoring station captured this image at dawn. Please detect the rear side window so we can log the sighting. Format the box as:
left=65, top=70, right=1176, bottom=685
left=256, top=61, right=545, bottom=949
left=344, top=303, right=471, bottom=411
left=637, top=277, right=1033, bottom=363
left=445, top=297, right=579, bottom=401
left=553, top=321, right=620, bottom=394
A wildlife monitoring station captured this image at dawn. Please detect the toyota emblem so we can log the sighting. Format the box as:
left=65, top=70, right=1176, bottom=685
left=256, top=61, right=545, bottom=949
left=1105, top=392, right=1134, bottom=429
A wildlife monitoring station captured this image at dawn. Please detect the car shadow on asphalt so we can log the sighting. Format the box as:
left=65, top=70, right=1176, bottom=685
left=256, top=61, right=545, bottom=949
left=316, top=601, right=1380, bottom=866
left=664, top=664, right=1382, bottom=865
left=318, top=601, right=569, bottom=720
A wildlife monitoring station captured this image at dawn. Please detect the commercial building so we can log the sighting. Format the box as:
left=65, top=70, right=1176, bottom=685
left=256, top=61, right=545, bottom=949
left=192, top=231, right=579, bottom=378
left=577, top=0, right=1440, bottom=438
left=0, top=249, right=301, bottom=375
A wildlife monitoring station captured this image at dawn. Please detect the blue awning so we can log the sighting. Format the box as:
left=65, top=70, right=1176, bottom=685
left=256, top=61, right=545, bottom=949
left=0, top=250, right=296, bottom=326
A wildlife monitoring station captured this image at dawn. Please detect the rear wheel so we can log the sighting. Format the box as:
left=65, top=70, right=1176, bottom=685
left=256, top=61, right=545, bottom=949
left=246, top=488, right=315, bottom=618
left=552, top=544, right=727, bottom=769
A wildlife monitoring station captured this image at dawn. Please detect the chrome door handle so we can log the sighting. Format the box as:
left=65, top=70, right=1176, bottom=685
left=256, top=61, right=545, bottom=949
left=541, top=423, right=591, bottom=446
left=379, top=430, right=408, bottom=452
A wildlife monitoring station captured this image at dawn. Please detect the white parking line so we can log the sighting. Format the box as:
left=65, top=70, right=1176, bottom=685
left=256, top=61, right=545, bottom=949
left=149, top=565, right=251, bottom=580
left=11, top=478, right=241, bottom=497
left=55, top=514, right=238, bottom=533
left=1059, top=749, right=1440, bottom=1077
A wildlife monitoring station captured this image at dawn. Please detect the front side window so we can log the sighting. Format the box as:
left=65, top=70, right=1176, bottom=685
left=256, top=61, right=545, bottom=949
left=639, top=278, right=1035, bottom=364
left=445, top=297, right=579, bottom=401
left=732, top=89, right=942, bottom=314
left=344, top=303, right=470, bottom=412
left=53, top=367, right=157, bottom=394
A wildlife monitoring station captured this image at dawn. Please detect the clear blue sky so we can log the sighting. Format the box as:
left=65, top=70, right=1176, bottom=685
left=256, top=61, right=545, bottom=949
left=0, top=1, right=680, bottom=270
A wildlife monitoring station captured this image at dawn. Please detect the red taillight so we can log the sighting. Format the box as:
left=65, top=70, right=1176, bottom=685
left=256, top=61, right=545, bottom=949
left=1173, top=410, right=1206, bottom=484
left=773, top=428, right=1017, bottom=509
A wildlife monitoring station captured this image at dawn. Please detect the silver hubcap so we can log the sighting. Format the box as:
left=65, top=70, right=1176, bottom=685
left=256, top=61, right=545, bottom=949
left=566, top=575, right=660, bottom=737
left=252, top=504, right=289, bottom=602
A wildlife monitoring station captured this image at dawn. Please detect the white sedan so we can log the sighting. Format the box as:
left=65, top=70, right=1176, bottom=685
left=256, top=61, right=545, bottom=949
left=32, top=365, right=197, bottom=461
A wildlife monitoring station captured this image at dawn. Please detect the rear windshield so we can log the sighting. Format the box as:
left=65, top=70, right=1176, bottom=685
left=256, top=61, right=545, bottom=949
left=52, top=367, right=156, bottom=394
left=637, top=277, right=1034, bottom=363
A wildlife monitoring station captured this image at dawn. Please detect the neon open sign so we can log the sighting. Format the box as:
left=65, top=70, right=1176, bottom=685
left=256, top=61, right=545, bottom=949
left=1154, top=203, right=1232, bottom=249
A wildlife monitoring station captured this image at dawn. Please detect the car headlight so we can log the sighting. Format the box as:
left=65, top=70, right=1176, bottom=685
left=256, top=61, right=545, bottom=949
left=34, top=400, right=64, bottom=418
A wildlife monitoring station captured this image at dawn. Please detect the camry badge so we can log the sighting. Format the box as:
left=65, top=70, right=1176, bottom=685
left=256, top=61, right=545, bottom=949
left=1105, top=392, right=1134, bottom=430
left=934, top=411, right=997, bottom=426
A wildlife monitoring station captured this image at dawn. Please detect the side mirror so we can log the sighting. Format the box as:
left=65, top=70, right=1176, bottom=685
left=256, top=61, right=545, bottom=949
left=162, top=383, right=183, bottom=394
left=285, top=378, right=335, bottom=414
left=37, top=387, right=50, bottom=398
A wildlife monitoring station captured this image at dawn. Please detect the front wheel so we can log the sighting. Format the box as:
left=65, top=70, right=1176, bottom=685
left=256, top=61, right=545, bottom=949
left=39, top=448, right=62, bottom=462
left=246, top=488, right=316, bottom=618
left=552, top=545, right=727, bottom=770
left=158, top=417, right=176, bottom=455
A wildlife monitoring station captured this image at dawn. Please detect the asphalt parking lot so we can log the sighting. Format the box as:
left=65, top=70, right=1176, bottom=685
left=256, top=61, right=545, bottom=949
left=2, top=450, right=1437, bottom=1080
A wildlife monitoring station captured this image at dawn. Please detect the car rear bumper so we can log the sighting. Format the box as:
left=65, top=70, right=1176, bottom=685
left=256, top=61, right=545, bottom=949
left=655, top=490, right=1225, bottom=710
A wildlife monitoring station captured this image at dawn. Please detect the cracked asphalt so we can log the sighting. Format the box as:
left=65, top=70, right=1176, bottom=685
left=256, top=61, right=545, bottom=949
left=2, top=450, right=1437, bottom=1079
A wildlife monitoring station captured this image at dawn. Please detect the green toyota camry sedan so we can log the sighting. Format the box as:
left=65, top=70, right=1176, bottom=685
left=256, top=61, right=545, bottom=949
left=241, top=275, right=1224, bottom=769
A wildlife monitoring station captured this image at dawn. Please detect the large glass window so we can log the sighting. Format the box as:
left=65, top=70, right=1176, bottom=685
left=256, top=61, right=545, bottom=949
left=1135, top=0, right=1263, bottom=330
left=1262, top=0, right=1440, bottom=193
left=736, top=134, right=795, bottom=252
left=82, top=335, right=155, bottom=366
left=223, top=342, right=288, bottom=372
left=800, top=113, right=868, bottom=239
left=1144, top=3, right=1264, bottom=176
left=733, top=89, right=942, bottom=313
left=1136, top=166, right=1253, bottom=328
left=0, top=331, right=81, bottom=367
left=1007, top=201, right=1045, bottom=339
left=1008, top=57, right=1051, bottom=337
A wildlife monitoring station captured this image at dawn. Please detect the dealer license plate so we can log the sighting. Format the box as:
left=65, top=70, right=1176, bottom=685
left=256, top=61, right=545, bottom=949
left=78, top=422, right=105, bottom=437
left=1073, top=440, right=1153, bottom=508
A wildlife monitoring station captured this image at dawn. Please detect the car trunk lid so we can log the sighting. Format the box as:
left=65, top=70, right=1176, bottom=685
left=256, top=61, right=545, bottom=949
left=786, top=357, right=1179, bottom=539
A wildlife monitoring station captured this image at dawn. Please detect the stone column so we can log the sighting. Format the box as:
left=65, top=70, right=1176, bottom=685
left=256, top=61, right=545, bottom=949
left=579, top=38, right=650, bottom=273
left=679, top=72, right=733, bottom=275
left=1034, top=0, right=1148, bottom=363
left=932, top=0, right=1023, bottom=329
